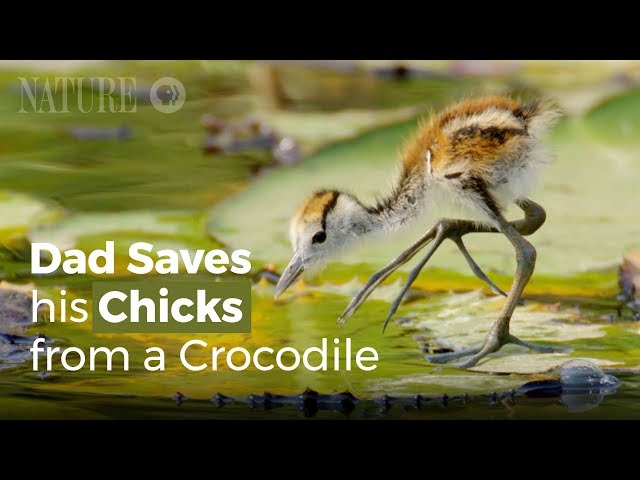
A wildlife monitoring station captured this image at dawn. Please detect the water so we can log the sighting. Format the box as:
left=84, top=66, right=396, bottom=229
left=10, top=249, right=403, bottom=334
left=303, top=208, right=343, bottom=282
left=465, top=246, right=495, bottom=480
left=2, top=369, right=637, bottom=420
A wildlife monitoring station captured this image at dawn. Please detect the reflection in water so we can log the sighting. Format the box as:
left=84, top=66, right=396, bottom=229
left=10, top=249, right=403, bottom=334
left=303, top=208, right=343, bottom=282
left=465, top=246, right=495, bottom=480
left=558, top=359, right=620, bottom=413
left=519, top=359, right=620, bottom=413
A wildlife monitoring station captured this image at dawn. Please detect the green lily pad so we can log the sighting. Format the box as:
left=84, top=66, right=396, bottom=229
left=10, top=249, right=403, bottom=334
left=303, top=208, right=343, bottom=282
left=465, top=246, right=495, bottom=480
left=0, top=190, right=63, bottom=243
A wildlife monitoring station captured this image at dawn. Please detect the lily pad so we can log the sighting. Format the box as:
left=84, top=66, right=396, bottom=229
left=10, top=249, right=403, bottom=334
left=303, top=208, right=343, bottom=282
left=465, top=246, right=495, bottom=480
left=254, top=106, right=422, bottom=155
left=0, top=191, right=62, bottom=243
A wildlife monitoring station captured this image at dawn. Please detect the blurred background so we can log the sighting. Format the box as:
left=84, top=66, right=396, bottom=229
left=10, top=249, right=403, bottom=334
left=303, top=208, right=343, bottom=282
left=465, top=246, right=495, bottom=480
left=0, top=60, right=639, bottom=419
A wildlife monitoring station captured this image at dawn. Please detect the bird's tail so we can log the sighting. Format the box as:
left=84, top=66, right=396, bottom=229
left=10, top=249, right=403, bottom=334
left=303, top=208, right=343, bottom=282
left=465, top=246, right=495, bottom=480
left=522, top=98, right=563, bottom=140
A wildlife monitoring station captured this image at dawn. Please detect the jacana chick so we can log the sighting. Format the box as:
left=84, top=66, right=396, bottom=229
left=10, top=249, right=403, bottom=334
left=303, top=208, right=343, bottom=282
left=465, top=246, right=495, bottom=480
left=274, top=95, right=561, bottom=368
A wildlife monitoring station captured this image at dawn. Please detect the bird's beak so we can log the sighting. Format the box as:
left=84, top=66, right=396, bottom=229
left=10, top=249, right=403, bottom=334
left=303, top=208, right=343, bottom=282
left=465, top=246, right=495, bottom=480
left=274, top=251, right=304, bottom=299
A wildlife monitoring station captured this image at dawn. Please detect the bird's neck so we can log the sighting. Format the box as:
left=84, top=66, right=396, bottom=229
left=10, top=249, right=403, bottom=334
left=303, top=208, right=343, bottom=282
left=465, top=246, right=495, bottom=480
left=357, top=170, right=427, bottom=234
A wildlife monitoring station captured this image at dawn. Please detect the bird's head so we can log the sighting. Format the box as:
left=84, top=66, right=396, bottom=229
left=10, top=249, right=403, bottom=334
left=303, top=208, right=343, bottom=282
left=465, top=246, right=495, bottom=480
left=274, top=189, right=372, bottom=298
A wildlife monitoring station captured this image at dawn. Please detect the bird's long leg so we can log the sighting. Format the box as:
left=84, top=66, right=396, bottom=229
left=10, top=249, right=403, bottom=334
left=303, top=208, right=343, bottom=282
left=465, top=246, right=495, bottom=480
left=384, top=201, right=543, bottom=328
left=384, top=234, right=516, bottom=332
left=452, top=237, right=508, bottom=298
left=337, top=224, right=440, bottom=324
left=453, top=218, right=538, bottom=368
left=435, top=213, right=566, bottom=369
left=381, top=222, right=450, bottom=332
left=382, top=227, right=506, bottom=333
left=339, top=198, right=545, bottom=325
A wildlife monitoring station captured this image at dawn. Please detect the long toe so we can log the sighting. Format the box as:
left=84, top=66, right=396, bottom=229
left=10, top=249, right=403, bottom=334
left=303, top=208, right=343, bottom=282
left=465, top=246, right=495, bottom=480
left=450, top=334, right=506, bottom=369
left=455, top=354, right=485, bottom=369
left=507, top=335, right=571, bottom=353
left=425, top=346, right=483, bottom=364
left=454, top=335, right=568, bottom=369
left=454, top=344, right=500, bottom=368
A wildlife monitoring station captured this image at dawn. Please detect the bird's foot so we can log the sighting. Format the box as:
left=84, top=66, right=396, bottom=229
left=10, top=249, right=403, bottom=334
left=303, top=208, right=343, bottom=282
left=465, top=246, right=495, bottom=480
left=425, top=333, right=568, bottom=369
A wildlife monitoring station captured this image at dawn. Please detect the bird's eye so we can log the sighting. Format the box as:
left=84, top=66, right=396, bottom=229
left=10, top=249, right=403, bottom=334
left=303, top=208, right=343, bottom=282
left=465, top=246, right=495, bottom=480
left=312, top=231, right=327, bottom=244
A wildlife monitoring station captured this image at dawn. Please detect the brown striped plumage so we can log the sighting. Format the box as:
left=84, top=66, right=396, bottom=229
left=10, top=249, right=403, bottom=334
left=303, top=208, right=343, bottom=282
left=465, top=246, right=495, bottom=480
left=402, top=96, right=553, bottom=180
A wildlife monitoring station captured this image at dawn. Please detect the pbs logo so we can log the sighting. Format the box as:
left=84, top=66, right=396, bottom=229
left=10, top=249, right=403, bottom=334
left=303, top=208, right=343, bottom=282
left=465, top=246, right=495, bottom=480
left=150, top=77, right=186, bottom=114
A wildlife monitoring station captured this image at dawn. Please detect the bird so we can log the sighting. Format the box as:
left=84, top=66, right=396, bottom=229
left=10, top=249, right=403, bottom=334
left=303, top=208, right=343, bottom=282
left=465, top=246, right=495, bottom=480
left=274, top=95, right=562, bottom=368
